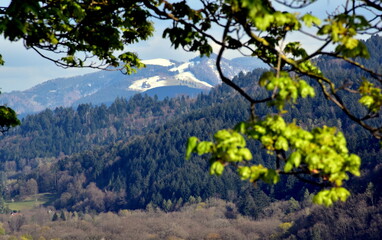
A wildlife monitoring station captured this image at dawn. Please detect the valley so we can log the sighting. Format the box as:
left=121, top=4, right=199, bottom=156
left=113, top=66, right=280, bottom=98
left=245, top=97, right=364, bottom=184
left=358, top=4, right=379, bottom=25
left=0, top=36, right=381, bottom=240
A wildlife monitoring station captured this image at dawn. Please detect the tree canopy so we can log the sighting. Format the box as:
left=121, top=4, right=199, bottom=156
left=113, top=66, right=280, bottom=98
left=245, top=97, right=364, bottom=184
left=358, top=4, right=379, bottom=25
left=1, top=0, right=382, bottom=206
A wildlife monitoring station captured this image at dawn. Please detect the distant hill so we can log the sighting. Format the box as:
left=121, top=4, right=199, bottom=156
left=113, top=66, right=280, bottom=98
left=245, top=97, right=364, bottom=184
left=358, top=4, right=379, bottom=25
left=0, top=55, right=267, bottom=115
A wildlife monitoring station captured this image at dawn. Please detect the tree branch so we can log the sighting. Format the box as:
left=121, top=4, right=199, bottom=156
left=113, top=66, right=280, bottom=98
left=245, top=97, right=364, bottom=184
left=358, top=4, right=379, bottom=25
left=217, top=19, right=272, bottom=105
left=362, top=0, right=382, bottom=11
left=274, top=0, right=317, bottom=9
left=143, top=0, right=223, bottom=47
left=322, top=52, right=382, bottom=82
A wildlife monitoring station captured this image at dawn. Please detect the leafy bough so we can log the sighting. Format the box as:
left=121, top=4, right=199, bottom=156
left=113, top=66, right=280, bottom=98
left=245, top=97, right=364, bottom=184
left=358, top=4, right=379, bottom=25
left=186, top=115, right=361, bottom=206
left=186, top=71, right=361, bottom=206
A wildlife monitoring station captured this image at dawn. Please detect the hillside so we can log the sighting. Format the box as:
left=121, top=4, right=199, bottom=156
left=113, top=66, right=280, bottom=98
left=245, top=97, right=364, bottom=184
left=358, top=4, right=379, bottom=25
left=0, top=61, right=379, bottom=215
left=0, top=68, right=275, bottom=216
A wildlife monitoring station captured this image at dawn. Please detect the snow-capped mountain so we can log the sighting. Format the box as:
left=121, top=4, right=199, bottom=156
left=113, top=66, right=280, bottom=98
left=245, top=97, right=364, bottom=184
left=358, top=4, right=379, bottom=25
left=0, top=55, right=267, bottom=115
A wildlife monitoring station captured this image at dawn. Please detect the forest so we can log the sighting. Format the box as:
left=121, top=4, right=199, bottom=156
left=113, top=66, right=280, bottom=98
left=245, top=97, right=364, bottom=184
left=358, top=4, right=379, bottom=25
left=0, top=36, right=380, bottom=239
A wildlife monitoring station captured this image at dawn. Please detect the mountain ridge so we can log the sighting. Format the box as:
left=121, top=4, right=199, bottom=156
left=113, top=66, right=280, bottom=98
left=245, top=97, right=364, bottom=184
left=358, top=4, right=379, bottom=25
left=0, top=56, right=267, bottom=115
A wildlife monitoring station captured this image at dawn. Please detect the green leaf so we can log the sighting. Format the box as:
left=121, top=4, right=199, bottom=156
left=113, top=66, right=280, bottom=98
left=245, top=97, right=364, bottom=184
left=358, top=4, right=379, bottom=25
left=238, top=148, right=253, bottom=161
left=289, top=151, right=302, bottom=168
left=247, top=165, right=266, bottom=182
left=263, top=169, right=280, bottom=184
left=214, top=129, right=232, bottom=141
left=260, top=135, right=274, bottom=147
left=275, top=136, right=289, bottom=151
left=186, top=136, right=198, bottom=160
left=227, top=149, right=241, bottom=162
left=238, top=166, right=251, bottom=180
left=313, top=190, right=330, bottom=206
left=196, top=141, right=213, bottom=155
left=335, top=187, right=351, bottom=202
left=344, top=37, right=359, bottom=49
left=301, top=13, right=321, bottom=27
left=210, top=161, right=225, bottom=176
left=299, top=80, right=315, bottom=98
left=284, top=162, right=293, bottom=173
left=313, top=188, right=350, bottom=206
left=347, top=154, right=361, bottom=176
left=0, top=105, right=20, bottom=127
left=234, top=122, right=247, bottom=134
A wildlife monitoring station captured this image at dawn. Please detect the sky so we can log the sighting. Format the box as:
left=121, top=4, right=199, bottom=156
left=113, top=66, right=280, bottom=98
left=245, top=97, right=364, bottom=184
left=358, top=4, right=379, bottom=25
left=0, top=22, right=198, bottom=93
left=0, top=0, right=350, bottom=93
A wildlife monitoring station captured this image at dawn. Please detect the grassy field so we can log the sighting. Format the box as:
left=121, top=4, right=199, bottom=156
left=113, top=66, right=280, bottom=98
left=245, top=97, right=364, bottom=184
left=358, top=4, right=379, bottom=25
left=6, top=193, right=56, bottom=211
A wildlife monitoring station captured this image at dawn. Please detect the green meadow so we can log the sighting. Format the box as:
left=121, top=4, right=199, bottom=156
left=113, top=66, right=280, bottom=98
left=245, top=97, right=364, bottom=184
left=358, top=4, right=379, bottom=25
left=6, top=193, right=56, bottom=211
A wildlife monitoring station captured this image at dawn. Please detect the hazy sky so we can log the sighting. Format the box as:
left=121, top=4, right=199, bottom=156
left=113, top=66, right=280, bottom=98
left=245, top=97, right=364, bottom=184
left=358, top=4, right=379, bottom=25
left=0, top=0, right=348, bottom=92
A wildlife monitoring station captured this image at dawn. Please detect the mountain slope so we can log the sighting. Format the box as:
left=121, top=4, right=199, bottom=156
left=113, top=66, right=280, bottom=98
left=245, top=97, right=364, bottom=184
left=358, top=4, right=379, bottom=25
left=0, top=55, right=267, bottom=115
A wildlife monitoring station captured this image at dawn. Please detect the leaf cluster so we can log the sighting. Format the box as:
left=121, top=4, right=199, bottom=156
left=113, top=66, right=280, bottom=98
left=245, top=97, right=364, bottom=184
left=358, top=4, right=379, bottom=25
left=259, top=71, right=315, bottom=109
left=0, top=0, right=154, bottom=72
left=0, top=106, right=20, bottom=134
left=187, top=113, right=361, bottom=206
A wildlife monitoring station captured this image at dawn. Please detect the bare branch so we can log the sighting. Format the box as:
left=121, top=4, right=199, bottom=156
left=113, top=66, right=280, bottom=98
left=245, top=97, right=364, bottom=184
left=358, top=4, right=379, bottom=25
left=362, top=0, right=382, bottom=11
left=321, top=52, right=382, bottom=82
left=143, top=0, right=224, bottom=47
left=217, top=20, right=272, bottom=105
left=274, top=0, right=317, bottom=9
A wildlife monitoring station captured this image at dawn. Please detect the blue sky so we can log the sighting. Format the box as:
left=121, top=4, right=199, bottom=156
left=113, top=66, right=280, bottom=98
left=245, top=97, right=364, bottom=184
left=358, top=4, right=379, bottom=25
left=0, top=21, right=197, bottom=93
left=0, top=0, right=348, bottom=92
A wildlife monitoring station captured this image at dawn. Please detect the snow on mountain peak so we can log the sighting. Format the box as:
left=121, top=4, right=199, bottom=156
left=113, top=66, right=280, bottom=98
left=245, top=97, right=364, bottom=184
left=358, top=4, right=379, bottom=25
left=169, top=62, right=192, bottom=73
left=128, top=71, right=213, bottom=92
left=142, top=58, right=175, bottom=67
left=0, top=55, right=264, bottom=115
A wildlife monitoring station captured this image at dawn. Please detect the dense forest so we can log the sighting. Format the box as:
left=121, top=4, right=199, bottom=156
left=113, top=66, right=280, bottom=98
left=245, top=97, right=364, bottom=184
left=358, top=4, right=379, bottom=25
left=0, top=36, right=381, bottom=239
